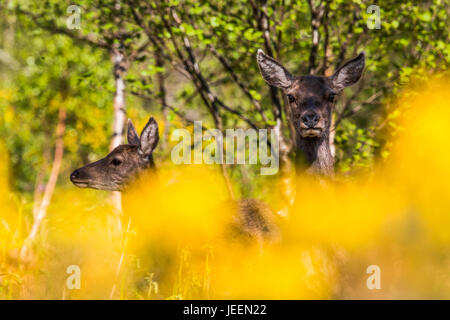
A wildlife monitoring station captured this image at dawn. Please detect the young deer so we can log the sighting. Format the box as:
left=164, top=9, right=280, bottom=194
left=70, top=116, right=278, bottom=242
left=256, top=50, right=365, bottom=176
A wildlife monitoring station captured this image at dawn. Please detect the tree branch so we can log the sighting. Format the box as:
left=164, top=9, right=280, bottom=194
left=207, top=44, right=269, bottom=123
left=307, top=0, right=326, bottom=74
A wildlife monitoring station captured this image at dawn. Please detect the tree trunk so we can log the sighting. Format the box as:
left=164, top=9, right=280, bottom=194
left=21, top=107, right=66, bottom=260
left=110, top=48, right=127, bottom=234
left=110, top=49, right=127, bottom=152
left=329, top=114, right=336, bottom=159
left=32, top=145, right=50, bottom=217
left=155, top=53, right=170, bottom=150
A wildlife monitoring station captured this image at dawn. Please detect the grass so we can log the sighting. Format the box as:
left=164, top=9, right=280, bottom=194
left=1, top=76, right=450, bottom=299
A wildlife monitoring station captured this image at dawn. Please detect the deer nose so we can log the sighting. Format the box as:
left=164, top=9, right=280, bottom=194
left=302, top=112, right=319, bottom=127
left=70, top=169, right=80, bottom=181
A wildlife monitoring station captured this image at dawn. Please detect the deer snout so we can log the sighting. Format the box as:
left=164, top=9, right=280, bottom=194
left=301, top=112, right=320, bottom=128
left=70, top=168, right=90, bottom=188
left=70, top=169, right=80, bottom=181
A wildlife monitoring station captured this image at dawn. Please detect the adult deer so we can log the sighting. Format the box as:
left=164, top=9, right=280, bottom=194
left=256, top=49, right=365, bottom=176
left=70, top=116, right=278, bottom=242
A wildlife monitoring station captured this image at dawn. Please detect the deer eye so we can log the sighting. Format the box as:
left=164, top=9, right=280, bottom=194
left=111, top=158, right=122, bottom=166
left=328, top=92, right=336, bottom=102
left=287, top=94, right=295, bottom=103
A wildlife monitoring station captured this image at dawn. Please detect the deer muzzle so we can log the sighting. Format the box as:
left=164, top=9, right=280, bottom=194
left=70, top=169, right=91, bottom=188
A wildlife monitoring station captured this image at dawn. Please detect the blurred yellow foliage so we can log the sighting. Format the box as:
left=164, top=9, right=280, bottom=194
left=1, top=75, right=450, bottom=299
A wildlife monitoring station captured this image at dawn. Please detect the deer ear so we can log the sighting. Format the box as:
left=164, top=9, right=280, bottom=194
left=139, top=117, right=159, bottom=157
left=256, top=49, right=293, bottom=89
left=331, top=52, right=365, bottom=92
left=127, top=119, right=140, bottom=145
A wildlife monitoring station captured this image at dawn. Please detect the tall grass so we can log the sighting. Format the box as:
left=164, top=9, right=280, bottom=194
left=1, top=75, right=450, bottom=299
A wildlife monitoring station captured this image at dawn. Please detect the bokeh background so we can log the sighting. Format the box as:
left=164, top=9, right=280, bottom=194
left=0, top=0, right=449, bottom=299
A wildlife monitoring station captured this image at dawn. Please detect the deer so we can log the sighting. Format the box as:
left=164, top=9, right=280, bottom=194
left=256, top=50, right=366, bottom=295
left=70, top=116, right=278, bottom=243
left=256, top=49, right=365, bottom=176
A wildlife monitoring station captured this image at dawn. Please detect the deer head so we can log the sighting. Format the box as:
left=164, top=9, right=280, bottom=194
left=256, top=49, right=365, bottom=175
left=70, top=116, right=159, bottom=191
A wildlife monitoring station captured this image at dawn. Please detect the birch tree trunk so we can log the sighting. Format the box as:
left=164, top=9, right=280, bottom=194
left=32, top=145, right=50, bottom=218
left=110, top=49, right=127, bottom=151
left=329, top=115, right=336, bottom=159
left=109, top=47, right=127, bottom=234
left=155, top=53, right=170, bottom=150
left=21, top=107, right=66, bottom=260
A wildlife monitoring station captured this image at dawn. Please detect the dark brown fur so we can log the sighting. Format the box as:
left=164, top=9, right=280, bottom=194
left=226, top=198, right=280, bottom=243
left=70, top=117, right=279, bottom=242
left=257, top=49, right=365, bottom=176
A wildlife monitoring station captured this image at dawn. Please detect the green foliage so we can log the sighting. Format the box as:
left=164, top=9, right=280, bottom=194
left=0, top=0, right=448, bottom=195
left=0, top=9, right=113, bottom=192
left=335, top=121, right=380, bottom=173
